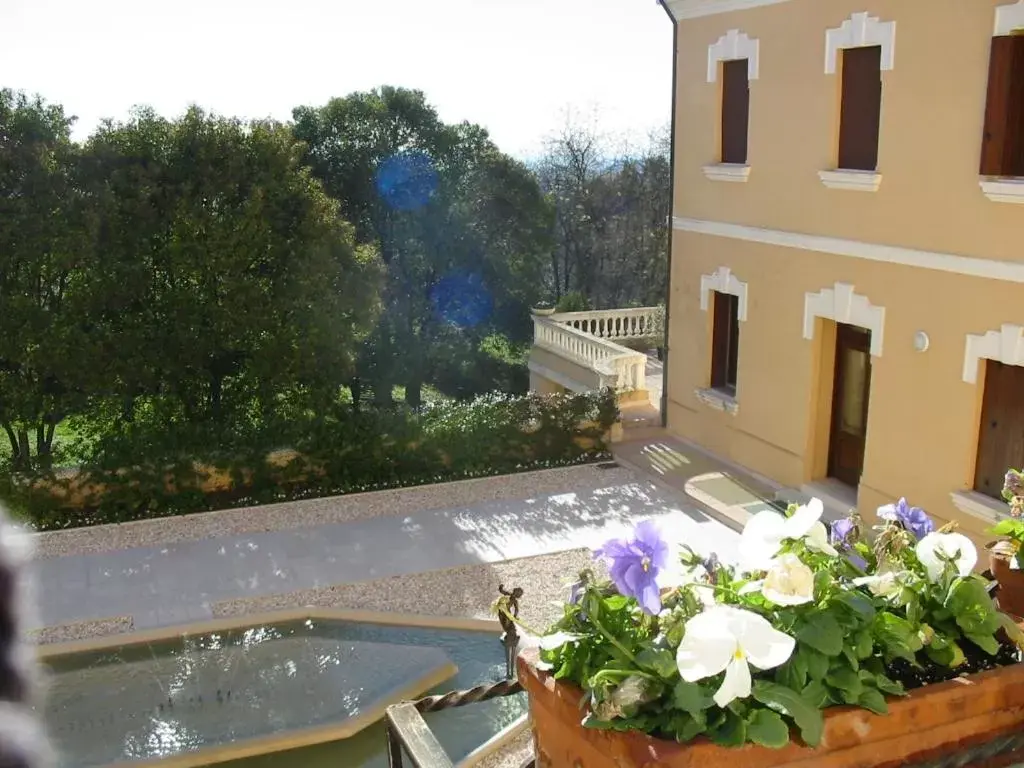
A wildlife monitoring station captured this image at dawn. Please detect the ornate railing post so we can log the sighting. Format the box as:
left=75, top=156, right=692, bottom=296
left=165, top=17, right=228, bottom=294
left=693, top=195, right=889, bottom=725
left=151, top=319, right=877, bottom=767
left=384, top=586, right=531, bottom=768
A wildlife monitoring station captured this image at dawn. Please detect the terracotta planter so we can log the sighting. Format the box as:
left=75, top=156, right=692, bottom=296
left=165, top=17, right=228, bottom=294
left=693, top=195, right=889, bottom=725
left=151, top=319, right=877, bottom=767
left=517, top=647, right=1024, bottom=768
left=990, top=549, right=1024, bottom=619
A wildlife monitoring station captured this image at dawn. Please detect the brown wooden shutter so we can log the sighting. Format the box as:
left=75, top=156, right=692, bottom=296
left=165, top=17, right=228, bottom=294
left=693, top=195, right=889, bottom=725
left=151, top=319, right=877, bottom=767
left=1011, top=38, right=1024, bottom=176
left=837, top=45, right=883, bottom=171
left=721, top=59, right=750, bottom=164
left=974, top=361, right=1024, bottom=500
left=711, top=292, right=739, bottom=394
left=980, top=37, right=1017, bottom=176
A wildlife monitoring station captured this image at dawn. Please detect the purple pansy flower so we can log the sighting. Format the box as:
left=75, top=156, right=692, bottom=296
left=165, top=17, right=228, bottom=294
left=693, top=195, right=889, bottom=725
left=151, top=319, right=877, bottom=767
left=830, top=517, right=867, bottom=570
left=1004, top=469, right=1024, bottom=499
left=878, top=498, right=934, bottom=540
left=830, top=517, right=855, bottom=548
left=568, top=579, right=585, bottom=606
left=593, top=520, right=670, bottom=615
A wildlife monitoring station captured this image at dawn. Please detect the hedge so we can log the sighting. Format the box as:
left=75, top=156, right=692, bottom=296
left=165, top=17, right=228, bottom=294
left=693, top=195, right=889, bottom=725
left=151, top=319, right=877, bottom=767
left=1, top=389, right=619, bottom=531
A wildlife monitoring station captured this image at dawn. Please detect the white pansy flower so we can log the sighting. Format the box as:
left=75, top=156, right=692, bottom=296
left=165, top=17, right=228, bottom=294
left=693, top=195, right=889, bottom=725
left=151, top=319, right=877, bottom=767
left=761, top=553, right=816, bottom=606
left=915, top=532, right=978, bottom=582
left=805, top=521, right=839, bottom=557
left=737, top=498, right=826, bottom=572
left=675, top=606, right=796, bottom=708
left=852, top=571, right=902, bottom=598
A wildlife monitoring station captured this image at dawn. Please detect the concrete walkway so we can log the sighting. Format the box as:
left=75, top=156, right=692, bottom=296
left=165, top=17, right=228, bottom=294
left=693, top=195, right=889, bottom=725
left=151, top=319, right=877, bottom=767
left=29, top=471, right=742, bottom=632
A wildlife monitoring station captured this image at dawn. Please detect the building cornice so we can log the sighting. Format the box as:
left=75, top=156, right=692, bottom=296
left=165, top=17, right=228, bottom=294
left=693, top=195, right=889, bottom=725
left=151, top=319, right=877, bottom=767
left=665, top=0, right=793, bottom=21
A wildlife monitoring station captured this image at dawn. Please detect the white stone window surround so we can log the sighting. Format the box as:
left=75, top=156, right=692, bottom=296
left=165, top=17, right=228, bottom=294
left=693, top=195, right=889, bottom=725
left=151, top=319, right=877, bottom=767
left=995, top=1, right=1024, bottom=35
left=705, top=30, right=760, bottom=183
left=980, top=3, right=1024, bottom=204
left=820, top=12, right=896, bottom=192
left=803, top=282, right=885, bottom=357
left=824, top=12, right=897, bottom=75
left=954, top=322, right=1024, bottom=522
left=707, top=29, right=760, bottom=83
left=699, top=266, right=748, bottom=410
left=699, top=266, right=749, bottom=322
left=961, top=323, right=1024, bottom=384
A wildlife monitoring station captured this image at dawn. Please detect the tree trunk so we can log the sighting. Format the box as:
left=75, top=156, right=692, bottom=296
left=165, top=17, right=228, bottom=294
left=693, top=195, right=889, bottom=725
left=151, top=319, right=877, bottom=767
left=405, top=379, right=423, bottom=408
left=3, top=424, right=19, bottom=467
left=209, top=374, right=223, bottom=421
left=15, top=428, right=30, bottom=472
left=349, top=378, right=363, bottom=410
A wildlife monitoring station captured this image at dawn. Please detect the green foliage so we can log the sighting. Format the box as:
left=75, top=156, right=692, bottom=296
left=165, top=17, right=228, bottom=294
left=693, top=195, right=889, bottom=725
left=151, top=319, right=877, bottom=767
left=554, top=292, right=591, bottom=313
left=0, top=89, right=93, bottom=471
left=4, top=389, right=618, bottom=530
left=293, top=87, right=553, bottom=405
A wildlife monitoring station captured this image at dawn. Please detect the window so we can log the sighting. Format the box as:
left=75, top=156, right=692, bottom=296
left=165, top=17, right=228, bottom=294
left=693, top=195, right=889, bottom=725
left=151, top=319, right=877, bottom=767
left=980, top=35, right=1024, bottom=177
left=721, top=59, right=750, bottom=165
left=974, top=360, right=1024, bottom=500
left=711, top=291, right=740, bottom=396
left=837, top=45, right=883, bottom=171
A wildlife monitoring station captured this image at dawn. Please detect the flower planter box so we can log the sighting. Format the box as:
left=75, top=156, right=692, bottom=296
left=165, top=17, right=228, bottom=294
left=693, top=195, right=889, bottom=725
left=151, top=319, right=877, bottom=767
left=517, top=647, right=1024, bottom=768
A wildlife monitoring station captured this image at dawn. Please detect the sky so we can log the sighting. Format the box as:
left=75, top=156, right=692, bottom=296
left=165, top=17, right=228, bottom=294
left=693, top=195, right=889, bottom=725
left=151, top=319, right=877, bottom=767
left=1, top=0, right=672, bottom=160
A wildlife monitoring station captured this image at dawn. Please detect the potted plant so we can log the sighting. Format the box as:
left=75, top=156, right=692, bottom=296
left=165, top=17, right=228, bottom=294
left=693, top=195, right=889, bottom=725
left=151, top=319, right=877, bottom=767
left=515, top=498, right=1024, bottom=768
left=987, top=468, right=1024, bottom=618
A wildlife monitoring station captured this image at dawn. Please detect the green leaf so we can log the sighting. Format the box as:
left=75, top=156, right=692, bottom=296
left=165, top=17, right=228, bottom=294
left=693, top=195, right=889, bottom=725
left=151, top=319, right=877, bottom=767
left=873, top=673, right=905, bottom=696
left=673, top=713, right=707, bottom=742
left=838, top=590, right=876, bottom=619
left=964, top=632, right=1001, bottom=655
left=855, top=629, right=874, bottom=659
left=857, top=688, right=888, bottom=715
left=813, top=570, right=833, bottom=600
left=746, top=708, right=791, bottom=749
left=581, top=714, right=617, bottom=730
left=989, top=518, right=1020, bottom=536
left=802, top=679, right=831, bottom=708
left=672, top=680, right=713, bottom=715
left=798, top=647, right=830, bottom=680
left=999, top=611, right=1024, bottom=650
left=946, top=578, right=1001, bottom=636
left=753, top=680, right=825, bottom=747
left=826, top=666, right=863, bottom=698
left=796, top=613, right=844, bottom=656
left=710, top=710, right=747, bottom=747
left=636, top=648, right=679, bottom=679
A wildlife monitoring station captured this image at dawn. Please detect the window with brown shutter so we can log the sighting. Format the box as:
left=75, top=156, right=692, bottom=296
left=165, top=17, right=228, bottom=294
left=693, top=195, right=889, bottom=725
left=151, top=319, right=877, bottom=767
left=980, top=35, right=1024, bottom=177
left=710, top=291, right=740, bottom=396
left=721, top=59, right=750, bottom=165
left=837, top=45, right=883, bottom=171
left=974, top=360, right=1024, bottom=500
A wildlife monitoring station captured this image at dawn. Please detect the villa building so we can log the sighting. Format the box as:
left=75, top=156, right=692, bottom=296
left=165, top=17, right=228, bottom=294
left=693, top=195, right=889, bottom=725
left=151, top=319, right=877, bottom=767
left=660, top=0, right=1024, bottom=540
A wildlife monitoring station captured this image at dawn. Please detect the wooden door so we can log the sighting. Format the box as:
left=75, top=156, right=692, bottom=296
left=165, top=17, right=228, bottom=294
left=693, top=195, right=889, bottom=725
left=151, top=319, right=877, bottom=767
left=974, top=361, right=1024, bottom=499
left=828, top=325, right=873, bottom=487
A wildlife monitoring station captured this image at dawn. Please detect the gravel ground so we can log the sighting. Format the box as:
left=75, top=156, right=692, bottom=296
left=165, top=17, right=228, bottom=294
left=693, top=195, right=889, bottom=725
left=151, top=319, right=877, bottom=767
left=32, top=463, right=634, bottom=560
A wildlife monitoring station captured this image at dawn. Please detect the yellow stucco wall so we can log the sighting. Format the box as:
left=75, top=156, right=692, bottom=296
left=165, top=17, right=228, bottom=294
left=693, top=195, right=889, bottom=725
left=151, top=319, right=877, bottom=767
left=674, top=0, right=1020, bottom=262
left=665, top=0, right=1024, bottom=547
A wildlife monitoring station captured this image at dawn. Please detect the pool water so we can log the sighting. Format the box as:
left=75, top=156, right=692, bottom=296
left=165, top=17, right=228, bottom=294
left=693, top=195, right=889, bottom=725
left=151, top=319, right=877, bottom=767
left=41, top=619, right=527, bottom=767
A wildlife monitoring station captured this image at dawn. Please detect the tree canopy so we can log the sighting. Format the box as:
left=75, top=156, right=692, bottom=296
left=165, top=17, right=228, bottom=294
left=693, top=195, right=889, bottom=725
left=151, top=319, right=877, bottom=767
left=293, top=86, right=554, bottom=406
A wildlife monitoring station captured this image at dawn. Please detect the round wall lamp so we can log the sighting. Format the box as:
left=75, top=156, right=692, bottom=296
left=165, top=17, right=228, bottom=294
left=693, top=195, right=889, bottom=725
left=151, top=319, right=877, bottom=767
left=913, top=331, right=930, bottom=352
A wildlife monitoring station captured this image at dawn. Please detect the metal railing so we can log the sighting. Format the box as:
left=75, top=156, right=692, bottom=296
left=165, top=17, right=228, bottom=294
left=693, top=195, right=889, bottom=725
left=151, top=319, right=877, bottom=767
left=385, top=586, right=534, bottom=768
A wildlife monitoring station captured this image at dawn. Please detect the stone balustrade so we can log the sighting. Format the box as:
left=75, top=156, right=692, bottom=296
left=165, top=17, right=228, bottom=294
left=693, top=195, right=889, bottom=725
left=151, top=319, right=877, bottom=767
left=549, top=307, right=662, bottom=343
left=531, top=315, right=648, bottom=394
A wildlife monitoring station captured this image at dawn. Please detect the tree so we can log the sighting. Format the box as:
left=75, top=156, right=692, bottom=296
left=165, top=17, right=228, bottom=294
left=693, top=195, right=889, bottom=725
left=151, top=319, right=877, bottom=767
left=78, top=106, right=382, bottom=430
left=293, top=87, right=553, bottom=406
left=536, top=118, right=669, bottom=310
left=0, top=90, right=94, bottom=470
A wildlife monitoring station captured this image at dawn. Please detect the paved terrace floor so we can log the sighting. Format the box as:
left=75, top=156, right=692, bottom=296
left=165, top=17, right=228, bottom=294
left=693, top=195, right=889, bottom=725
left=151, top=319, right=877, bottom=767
left=28, top=460, right=745, bottom=633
